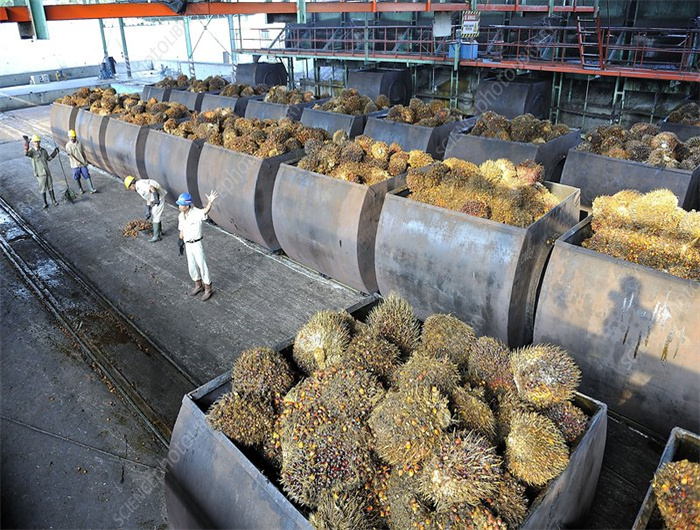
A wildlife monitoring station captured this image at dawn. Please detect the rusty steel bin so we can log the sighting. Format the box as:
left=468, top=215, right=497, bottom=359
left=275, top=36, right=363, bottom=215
left=445, top=128, right=581, bottom=183
left=533, top=216, right=700, bottom=437
left=374, top=182, right=580, bottom=347
left=50, top=102, right=79, bottom=148
left=199, top=93, right=264, bottom=116
left=197, top=145, right=303, bottom=250
left=363, top=116, right=476, bottom=160
left=73, top=109, right=111, bottom=173
left=142, top=84, right=171, bottom=102
left=165, top=290, right=606, bottom=529
left=272, top=165, right=406, bottom=293
left=300, top=108, right=379, bottom=138
left=245, top=99, right=329, bottom=122
left=102, top=118, right=150, bottom=179
left=143, top=129, right=205, bottom=207
left=560, top=149, right=700, bottom=210
left=167, top=89, right=204, bottom=112
left=633, top=427, right=700, bottom=529
left=659, top=120, right=700, bottom=142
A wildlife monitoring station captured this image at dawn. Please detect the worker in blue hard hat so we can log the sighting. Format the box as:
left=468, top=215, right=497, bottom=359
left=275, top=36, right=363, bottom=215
left=124, top=175, right=167, bottom=242
left=65, top=129, right=98, bottom=194
left=177, top=190, right=218, bottom=301
left=24, top=134, right=60, bottom=209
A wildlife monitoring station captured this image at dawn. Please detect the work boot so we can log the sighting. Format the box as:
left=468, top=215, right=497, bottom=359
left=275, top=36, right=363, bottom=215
left=78, top=182, right=85, bottom=194
left=190, top=280, right=204, bottom=296
left=86, top=177, right=98, bottom=193
left=49, top=190, right=58, bottom=206
left=202, top=283, right=213, bottom=301
left=149, top=222, right=162, bottom=242
left=42, top=192, right=48, bottom=209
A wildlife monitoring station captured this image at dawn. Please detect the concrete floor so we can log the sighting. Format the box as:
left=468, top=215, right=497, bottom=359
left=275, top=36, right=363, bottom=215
left=0, top=105, right=362, bottom=527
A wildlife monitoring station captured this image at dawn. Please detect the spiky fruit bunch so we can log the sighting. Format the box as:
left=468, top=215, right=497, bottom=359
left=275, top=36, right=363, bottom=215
left=293, top=310, right=352, bottom=374
left=367, top=292, right=421, bottom=356
left=668, top=102, right=700, bottom=125
left=343, top=330, right=401, bottom=382
left=313, top=90, right=390, bottom=116
left=231, top=346, right=295, bottom=404
left=383, top=467, right=433, bottom=530
left=467, top=336, right=516, bottom=396
left=511, top=344, right=581, bottom=409
left=451, top=386, right=497, bottom=440
left=369, top=386, right=452, bottom=468
left=309, top=489, right=371, bottom=530
left=494, top=390, right=530, bottom=443
left=264, top=86, right=317, bottom=104
left=590, top=189, right=642, bottom=231
left=432, top=503, right=508, bottom=529
left=506, top=411, right=570, bottom=486
left=392, top=350, right=461, bottom=395
left=652, top=459, right=700, bottom=529
left=385, top=100, right=464, bottom=126
left=486, top=472, right=529, bottom=528
left=420, top=314, right=475, bottom=369
left=420, top=431, right=503, bottom=509
left=628, top=189, right=683, bottom=235
left=543, top=401, right=588, bottom=443
left=470, top=111, right=569, bottom=143
left=206, top=391, right=276, bottom=446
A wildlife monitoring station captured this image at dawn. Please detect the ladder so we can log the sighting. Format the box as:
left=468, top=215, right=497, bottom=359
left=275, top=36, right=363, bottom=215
left=576, top=15, right=604, bottom=69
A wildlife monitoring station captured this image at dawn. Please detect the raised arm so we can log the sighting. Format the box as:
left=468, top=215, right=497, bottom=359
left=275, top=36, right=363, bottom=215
left=202, top=190, right=219, bottom=216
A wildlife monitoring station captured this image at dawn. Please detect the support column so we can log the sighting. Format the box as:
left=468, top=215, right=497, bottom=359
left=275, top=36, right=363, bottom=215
left=297, top=0, right=307, bottom=24
left=183, top=16, right=196, bottom=78
left=118, top=18, right=131, bottom=79
left=227, top=14, right=237, bottom=80
left=98, top=19, right=108, bottom=58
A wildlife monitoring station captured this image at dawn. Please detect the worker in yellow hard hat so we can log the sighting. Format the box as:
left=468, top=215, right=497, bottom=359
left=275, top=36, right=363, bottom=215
left=24, top=133, right=59, bottom=209
left=124, top=175, right=167, bottom=242
left=65, top=129, right=98, bottom=194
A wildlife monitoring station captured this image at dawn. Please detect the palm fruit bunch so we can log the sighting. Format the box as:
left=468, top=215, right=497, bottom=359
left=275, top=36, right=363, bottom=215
left=153, top=75, right=189, bottom=88
left=366, top=291, right=421, bottom=356
left=293, top=310, right=353, bottom=374
left=432, top=502, right=508, bottom=529
left=486, top=472, right=529, bottom=528
left=187, top=75, right=228, bottom=93
left=56, top=87, right=113, bottom=107
left=652, top=459, right=700, bottom=529
left=264, top=85, right=317, bottom=104
left=405, top=157, right=560, bottom=228
left=451, top=385, right=497, bottom=441
left=385, top=98, right=464, bottom=127
left=296, top=133, right=428, bottom=186
left=220, top=82, right=269, bottom=97
left=577, top=123, right=700, bottom=169
left=88, top=89, right=141, bottom=116
left=231, top=346, right=295, bottom=411
left=420, top=314, right=475, bottom=371
left=115, top=96, right=191, bottom=126
left=391, top=349, right=460, bottom=395
left=205, top=390, right=276, bottom=446
left=469, top=111, right=571, bottom=143
left=313, top=88, right=391, bottom=116
left=468, top=336, right=517, bottom=396
left=584, top=189, right=700, bottom=280
left=668, top=102, right=700, bottom=126
left=309, top=489, right=370, bottom=530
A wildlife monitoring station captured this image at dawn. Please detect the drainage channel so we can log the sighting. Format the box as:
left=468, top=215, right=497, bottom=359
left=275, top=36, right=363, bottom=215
left=0, top=196, right=197, bottom=447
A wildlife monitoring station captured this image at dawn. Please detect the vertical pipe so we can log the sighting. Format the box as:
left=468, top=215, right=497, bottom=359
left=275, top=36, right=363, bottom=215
left=227, top=14, right=237, bottom=80
left=98, top=19, right=108, bottom=58
left=183, top=16, right=195, bottom=78
left=118, top=18, right=131, bottom=79
left=297, top=0, right=306, bottom=24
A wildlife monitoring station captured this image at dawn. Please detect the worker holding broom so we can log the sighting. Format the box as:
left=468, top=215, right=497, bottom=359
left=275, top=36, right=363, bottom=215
left=65, top=129, right=98, bottom=194
left=177, top=190, right=218, bottom=301
left=24, top=134, right=60, bottom=209
left=124, top=175, right=167, bottom=242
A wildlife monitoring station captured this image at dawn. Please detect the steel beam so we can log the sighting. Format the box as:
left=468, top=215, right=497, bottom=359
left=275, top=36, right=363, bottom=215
left=118, top=18, right=131, bottom=79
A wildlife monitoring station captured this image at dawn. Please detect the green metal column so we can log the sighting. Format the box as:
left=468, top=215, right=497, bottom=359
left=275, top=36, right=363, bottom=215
left=118, top=18, right=131, bottom=79
left=183, top=17, right=196, bottom=78
left=227, top=14, right=237, bottom=80
left=25, top=0, right=49, bottom=40
left=297, top=0, right=307, bottom=24
left=98, top=19, right=108, bottom=58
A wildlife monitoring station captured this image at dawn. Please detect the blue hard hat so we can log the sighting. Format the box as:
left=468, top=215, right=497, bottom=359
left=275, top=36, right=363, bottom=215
left=176, top=193, right=193, bottom=206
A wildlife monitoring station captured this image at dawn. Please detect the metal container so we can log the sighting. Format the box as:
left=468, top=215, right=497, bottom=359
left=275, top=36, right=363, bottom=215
left=473, top=78, right=552, bottom=119
left=633, top=427, right=700, bottom=529
left=374, top=181, right=580, bottom=347
left=73, top=109, right=111, bottom=173
left=236, top=62, right=288, bottom=87
left=197, top=145, right=303, bottom=250
left=347, top=68, right=412, bottom=105
left=363, top=116, right=476, bottom=160
left=199, top=93, right=264, bottom=116
left=560, top=149, right=700, bottom=210
left=445, top=129, right=581, bottom=183
left=272, top=165, right=406, bottom=293
left=659, top=121, right=700, bottom=142
left=102, top=118, right=150, bottom=179
left=300, top=108, right=377, bottom=138
left=142, top=84, right=171, bottom=102
left=49, top=102, right=79, bottom=148
left=168, top=89, right=204, bottom=112
left=245, top=99, right=330, bottom=122
left=143, top=129, right=205, bottom=207
left=165, top=288, right=606, bottom=529
left=533, top=216, right=700, bottom=437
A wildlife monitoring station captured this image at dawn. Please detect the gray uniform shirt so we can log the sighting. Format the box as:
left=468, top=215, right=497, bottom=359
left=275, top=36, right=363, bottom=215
left=25, top=147, right=55, bottom=177
left=65, top=140, right=88, bottom=168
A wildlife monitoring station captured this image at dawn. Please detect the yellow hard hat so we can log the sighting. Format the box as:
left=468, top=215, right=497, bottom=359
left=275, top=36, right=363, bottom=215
left=32, top=134, right=41, bottom=142
left=124, top=175, right=135, bottom=189
left=68, top=129, right=77, bottom=138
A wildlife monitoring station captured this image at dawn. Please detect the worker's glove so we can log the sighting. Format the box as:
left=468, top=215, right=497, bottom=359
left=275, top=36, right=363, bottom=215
left=152, top=190, right=161, bottom=206
left=22, top=135, right=29, bottom=150
left=178, top=238, right=185, bottom=256
left=51, top=147, right=59, bottom=157
left=144, top=204, right=152, bottom=220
